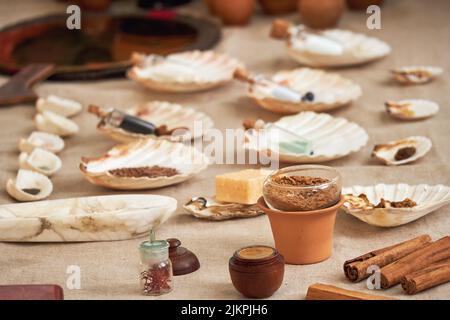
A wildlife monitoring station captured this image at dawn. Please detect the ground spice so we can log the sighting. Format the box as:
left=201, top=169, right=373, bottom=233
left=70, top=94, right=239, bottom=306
left=395, top=147, right=416, bottom=161
left=108, top=166, right=179, bottom=178
left=375, top=197, right=417, bottom=208
left=346, top=194, right=417, bottom=209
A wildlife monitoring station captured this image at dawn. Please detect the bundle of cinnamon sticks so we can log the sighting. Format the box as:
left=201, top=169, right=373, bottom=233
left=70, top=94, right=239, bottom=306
left=343, top=234, right=450, bottom=294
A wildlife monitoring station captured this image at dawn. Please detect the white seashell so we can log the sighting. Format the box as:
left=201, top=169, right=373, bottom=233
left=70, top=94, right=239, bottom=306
left=385, top=99, right=439, bottom=121
left=98, top=101, right=214, bottom=143
left=36, top=95, right=82, bottom=117
left=80, top=139, right=209, bottom=190
left=19, top=148, right=62, bottom=176
left=19, top=131, right=65, bottom=154
left=248, top=68, right=362, bottom=114
left=183, top=197, right=265, bottom=221
left=372, top=136, right=431, bottom=166
left=128, top=51, right=243, bottom=92
left=391, top=66, right=443, bottom=85
left=244, top=111, right=368, bottom=163
left=342, top=183, right=450, bottom=227
left=35, top=111, right=79, bottom=137
left=6, top=169, right=53, bottom=202
left=286, top=25, right=391, bottom=67
left=0, top=194, right=177, bottom=242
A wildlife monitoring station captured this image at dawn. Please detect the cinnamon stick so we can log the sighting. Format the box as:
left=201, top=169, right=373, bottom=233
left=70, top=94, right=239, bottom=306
left=401, top=258, right=450, bottom=295
left=344, top=234, right=432, bottom=282
left=380, top=236, right=450, bottom=289
left=306, top=283, right=395, bottom=300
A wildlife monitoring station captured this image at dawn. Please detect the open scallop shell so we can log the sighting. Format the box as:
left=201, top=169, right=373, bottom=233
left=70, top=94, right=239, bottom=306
left=36, top=95, right=82, bottom=117
left=80, top=139, right=209, bottom=190
left=35, top=111, right=79, bottom=137
left=244, top=112, right=368, bottom=163
left=128, top=51, right=243, bottom=92
left=19, top=148, right=62, bottom=176
left=183, top=197, right=265, bottom=221
left=391, top=66, right=443, bottom=85
left=0, top=194, right=177, bottom=242
left=248, top=68, right=362, bottom=114
left=285, top=25, right=391, bottom=67
left=342, top=184, right=450, bottom=227
left=19, top=131, right=65, bottom=154
left=98, top=101, right=214, bottom=143
left=372, top=136, right=431, bottom=166
left=385, top=99, right=439, bottom=121
left=6, top=169, right=53, bottom=202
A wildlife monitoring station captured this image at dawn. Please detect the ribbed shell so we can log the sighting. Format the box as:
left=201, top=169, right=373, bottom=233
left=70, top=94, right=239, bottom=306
left=372, top=136, right=432, bottom=165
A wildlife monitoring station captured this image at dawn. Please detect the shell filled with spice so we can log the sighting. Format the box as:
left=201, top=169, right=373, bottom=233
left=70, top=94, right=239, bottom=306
left=35, top=111, right=79, bottom=137
left=0, top=194, right=177, bottom=242
left=372, top=136, right=432, bottom=166
left=36, top=95, right=82, bottom=117
left=80, top=139, right=209, bottom=190
left=244, top=112, right=368, bottom=163
left=128, top=51, right=243, bottom=93
left=385, top=99, right=439, bottom=121
left=19, top=148, right=62, bottom=176
left=96, top=101, right=214, bottom=143
left=19, top=131, right=65, bottom=154
left=391, top=66, right=443, bottom=85
left=183, top=197, right=265, bottom=221
left=247, top=68, right=362, bottom=114
left=342, top=183, right=450, bottom=227
left=6, top=169, right=53, bottom=202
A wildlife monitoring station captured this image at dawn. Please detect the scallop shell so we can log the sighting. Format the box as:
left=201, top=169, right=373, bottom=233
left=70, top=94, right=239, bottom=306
left=128, top=51, right=243, bottom=92
left=342, top=184, right=450, bottom=227
left=80, top=139, right=209, bottom=190
left=6, top=169, right=53, bottom=202
left=385, top=99, right=439, bottom=121
left=97, top=101, right=214, bottom=143
left=183, top=197, right=265, bottom=221
left=244, top=112, right=368, bottom=163
left=36, top=95, right=82, bottom=117
left=19, top=148, right=62, bottom=176
left=391, top=66, right=443, bottom=85
left=372, top=136, right=431, bottom=166
left=0, top=194, right=177, bottom=242
left=19, top=131, right=65, bottom=154
left=248, top=68, right=362, bottom=114
left=285, top=25, right=391, bottom=67
left=35, top=111, right=79, bottom=137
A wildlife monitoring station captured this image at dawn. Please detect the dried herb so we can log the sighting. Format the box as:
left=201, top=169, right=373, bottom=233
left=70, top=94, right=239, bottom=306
left=395, top=147, right=416, bottom=161
left=108, top=166, right=179, bottom=178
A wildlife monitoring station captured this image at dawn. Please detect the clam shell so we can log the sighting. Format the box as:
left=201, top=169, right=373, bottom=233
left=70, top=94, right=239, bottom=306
left=80, top=139, right=209, bottom=190
left=183, top=197, right=264, bottom=221
left=35, top=111, right=79, bottom=137
left=385, top=99, right=439, bottom=120
left=372, top=136, right=432, bottom=166
left=19, top=148, right=62, bottom=176
left=6, top=169, right=53, bottom=202
left=128, top=51, right=243, bottom=92
left=286, top=25, right=391, bottom=67
left=36, top=95, right=82, bottom=117
left=19, top=131, right=65, bottom=154
left=391, top=66, right=443, bottom=85
left=342, top=184, right=450, bottom=227
left=0, top=194, right=177, bottom=242
left=244, top=111, right=368, bottom=163
left=248, top=68, right=362, bottom=114
left=98, top=101, right=214, bottom=143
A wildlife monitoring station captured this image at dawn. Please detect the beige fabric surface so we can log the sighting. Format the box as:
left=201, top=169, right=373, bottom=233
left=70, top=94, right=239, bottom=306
left=0, top=0, right=449, bottom=300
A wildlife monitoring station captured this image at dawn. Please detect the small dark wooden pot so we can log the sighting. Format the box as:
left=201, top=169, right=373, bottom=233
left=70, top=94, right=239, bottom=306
left=229, top=246, right=284, bottom=299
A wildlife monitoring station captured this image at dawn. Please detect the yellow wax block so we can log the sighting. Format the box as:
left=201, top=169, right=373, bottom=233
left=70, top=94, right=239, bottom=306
left=215, top=169, right=272, bottom=205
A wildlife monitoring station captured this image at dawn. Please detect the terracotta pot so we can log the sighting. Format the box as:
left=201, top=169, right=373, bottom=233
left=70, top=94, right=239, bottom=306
left=298, top=0, right=345, bottom=29
left=203, top=0, right=216, bottom=14
left=259, top=0, right=297, bottom=15
left=214, top=0, right=256, bottom=26
left=75, top=0, right=112, bottom=11
left=257, top=196, right=345, bottom=265
left=347, top=0, right=384, bottom=10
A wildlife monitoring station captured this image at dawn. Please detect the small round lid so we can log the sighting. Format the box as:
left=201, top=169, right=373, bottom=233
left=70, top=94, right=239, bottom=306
left=234, top=246, right=278, bottom=263
left=167, top=238, right=200, bottom=276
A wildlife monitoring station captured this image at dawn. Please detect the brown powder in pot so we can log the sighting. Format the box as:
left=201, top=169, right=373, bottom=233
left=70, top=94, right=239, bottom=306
left=272, top=175, right=330, bottom=187
left=108, top=166, right=179, bottom=178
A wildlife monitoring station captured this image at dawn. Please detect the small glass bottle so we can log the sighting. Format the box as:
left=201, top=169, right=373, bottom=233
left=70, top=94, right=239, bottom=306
left=139, top=240, right=173, bottom=296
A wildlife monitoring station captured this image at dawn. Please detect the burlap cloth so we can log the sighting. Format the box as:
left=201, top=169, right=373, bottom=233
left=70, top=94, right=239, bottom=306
left=0, top=0, right=449, bottom=300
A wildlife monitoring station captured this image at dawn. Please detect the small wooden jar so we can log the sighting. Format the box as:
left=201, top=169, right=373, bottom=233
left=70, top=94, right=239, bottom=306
left=229, top=246, right=284, bottom=298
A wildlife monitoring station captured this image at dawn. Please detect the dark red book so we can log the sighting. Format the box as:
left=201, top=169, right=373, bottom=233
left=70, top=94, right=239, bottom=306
left=0, top=285, right=64, bottom=300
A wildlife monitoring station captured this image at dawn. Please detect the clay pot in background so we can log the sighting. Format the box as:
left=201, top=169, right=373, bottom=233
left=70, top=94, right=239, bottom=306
left=75, top=0, right=112, bottom=11
left=347, top=0, right=384, bottom=10
left=214, top=0, right=256, bottom=25
left=298, top=0, right=345, bottom=29
left=203, top=0, right=216, bottom=14
left=259, top=0, right=297, bottom=15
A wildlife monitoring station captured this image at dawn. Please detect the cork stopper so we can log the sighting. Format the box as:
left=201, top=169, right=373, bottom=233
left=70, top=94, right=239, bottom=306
left=270, top=19, right=291, bottom=39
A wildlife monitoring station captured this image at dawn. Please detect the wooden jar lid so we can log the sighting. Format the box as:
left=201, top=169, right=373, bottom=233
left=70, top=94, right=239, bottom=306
left=167, top=238, right=200, bottom=276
